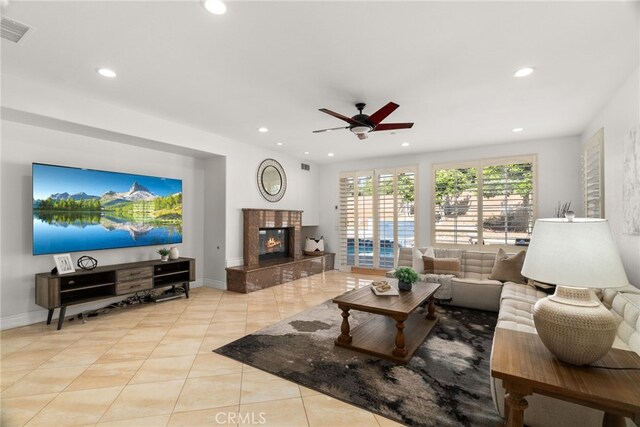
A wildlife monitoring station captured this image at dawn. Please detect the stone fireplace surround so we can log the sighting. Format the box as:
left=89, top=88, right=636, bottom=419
left=225, top=209, right=335, bottom=293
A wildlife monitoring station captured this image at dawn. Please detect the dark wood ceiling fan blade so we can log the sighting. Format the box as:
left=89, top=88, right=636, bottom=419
left=319, top=108, right=366, bottom=126
left=312, top=126, right=350, bottom=133
left=367, top=102, right=399, bottom=125
left=373, top=122, right=414, bottom=131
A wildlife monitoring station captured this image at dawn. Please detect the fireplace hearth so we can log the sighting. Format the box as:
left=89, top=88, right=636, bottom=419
left=225, top=209, right=334, bottom=293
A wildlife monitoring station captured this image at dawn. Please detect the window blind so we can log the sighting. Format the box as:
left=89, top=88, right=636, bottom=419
left=339, top=167, right=416, bottom=268
left=434, top=156, right=535, bottom=246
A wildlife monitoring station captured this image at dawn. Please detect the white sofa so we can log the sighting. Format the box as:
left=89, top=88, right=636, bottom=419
left=388, top=247, right=640, bottom=427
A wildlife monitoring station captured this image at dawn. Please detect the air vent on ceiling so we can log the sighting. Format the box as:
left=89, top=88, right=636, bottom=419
left=301, top=163, right=310, bottom=171
left=1, top=17, right=31, bottom=44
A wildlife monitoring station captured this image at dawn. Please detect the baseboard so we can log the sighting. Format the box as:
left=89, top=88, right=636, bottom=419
left=201, top=278, right=227, bottom=290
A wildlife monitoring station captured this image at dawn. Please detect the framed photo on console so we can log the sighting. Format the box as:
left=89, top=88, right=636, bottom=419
left=53, top=253, right=75, bottom=275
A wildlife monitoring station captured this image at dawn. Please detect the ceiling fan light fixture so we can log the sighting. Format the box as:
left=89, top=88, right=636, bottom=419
left=351, top=126, right=371, bottom=134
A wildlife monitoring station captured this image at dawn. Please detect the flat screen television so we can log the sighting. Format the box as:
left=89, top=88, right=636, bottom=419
left=32, top=163, right=183, bottom=255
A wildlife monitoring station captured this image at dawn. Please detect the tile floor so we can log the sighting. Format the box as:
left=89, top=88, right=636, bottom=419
left=1, top=270, right=404, bottom=427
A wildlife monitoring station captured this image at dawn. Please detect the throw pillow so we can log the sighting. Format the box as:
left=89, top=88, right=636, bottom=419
left=488, top=248, right=526, bottom=284
left=423, top=256, right=462, bottom=277
left=412, top=247, right=435, bottom=273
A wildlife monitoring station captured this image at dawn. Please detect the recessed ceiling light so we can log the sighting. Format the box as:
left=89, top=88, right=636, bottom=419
left=277, top=142, right=283, bottom=146
left=512, top=127, right=524, bottom=133
left=96, top=68, right=116, bottom=78
left=513, top=67, right=535, bottom=78
left=203, top=0, right=227, bottom=15
left=258, top=127, right=269, bottom=133
left=328, top=153, right=335, bottom=157
left=304, top=151, right=309, bottom=155
left=401, top=142, right=410, bottom=147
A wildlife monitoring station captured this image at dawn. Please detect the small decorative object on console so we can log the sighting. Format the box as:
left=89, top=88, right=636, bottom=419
left=157, top=248, right=170, bottom=262
left=304, top=236, right=325, bottom=256
left=394, top=267, right=419, bottom=292
left=53, top=253, right=75, bottom=275
left=77, top=255, right=98, bottom=271
left=169, top=246, right=180, bottom=260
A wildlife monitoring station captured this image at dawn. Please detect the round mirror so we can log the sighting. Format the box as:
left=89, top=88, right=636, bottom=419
left=261, top=166, right=282, bottom=196
left=257, top=159, right=287, bottom=202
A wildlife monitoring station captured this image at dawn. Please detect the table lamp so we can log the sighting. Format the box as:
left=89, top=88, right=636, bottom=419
left=521, top=217, right=629, bottom=366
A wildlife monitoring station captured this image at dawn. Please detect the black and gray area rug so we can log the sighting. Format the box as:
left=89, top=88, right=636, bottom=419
left=215, top=300, right=502, bottom=427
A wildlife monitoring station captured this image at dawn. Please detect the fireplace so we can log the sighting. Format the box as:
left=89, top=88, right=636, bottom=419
left=259, top=228, right=290, bottom=261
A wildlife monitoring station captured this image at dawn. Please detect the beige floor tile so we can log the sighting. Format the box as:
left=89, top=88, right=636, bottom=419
left=24, top=386, right=122, bottom=426
left=174, top=374, right=242, bottom=412
left=76, top=329, right=130, bottom=346
left=117, top=326, right=169, bottom=344
left=207, top=321, right=247, bottom=335
left=97, top=414, right=170, bottom=427
left=148, top=338, right=203, bottom=359
left=167, top=405, right=239, bottom=426
left=239, top=397, right=308, bottom=427
left=129, top=355, right=195, bottom=384
left=240, top=369, right=300, bottom=405
left=2, top=365, right=88, bottom=398
left=100, top=380, right=185, bottom=422
left=0, top=349, right=60, bottom=371
left=0, top=369, right=32, bottom=390
left=374, top=414, right=405, bottom=427
left=66, top=360, right=145, bottom=391
left=96, top=341, right=158, bottom=363
left=298, top=385, right=321, bottom=397
left=0, top=393, right=57, bottom=427
left=40, top=344, right=111, bottom=369
left=0, top=336, right=41, bottom=355
left=303, top=394, right=379, bottom=427
left=188, top=352, right=243, bottom=378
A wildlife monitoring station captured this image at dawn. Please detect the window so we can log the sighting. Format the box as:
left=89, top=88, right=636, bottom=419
left=584, top=128, right=604, bottom=218
left=433, top=156, right=536, bottom=246
left=339, top=167, right=417, bottom=268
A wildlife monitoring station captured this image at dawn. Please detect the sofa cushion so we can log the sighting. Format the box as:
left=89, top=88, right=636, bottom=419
left=501, top=282, right=547, bottom=304
left=412, top=247, right=434, bottom=273
left=610, top=292, right=640, bottom=354
left=489, top=248, right=526, bottom=284
left=452, top=278, right=502, bottom=286
left=462, top=251, right=496, bottom=280
left=423, top=256, right=461, bottom=277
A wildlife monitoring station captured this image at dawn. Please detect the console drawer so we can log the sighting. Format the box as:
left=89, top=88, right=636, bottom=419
left=116, top=266, right=153, bottom=282
left=116, top=278, right=153, bottom=295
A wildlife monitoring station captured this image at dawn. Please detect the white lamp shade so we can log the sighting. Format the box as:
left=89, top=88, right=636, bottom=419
left=521, top=218, right=628, bottom=289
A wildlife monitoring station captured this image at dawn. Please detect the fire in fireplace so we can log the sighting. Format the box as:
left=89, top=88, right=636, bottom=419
left=259, top=228, right=290, bottom=261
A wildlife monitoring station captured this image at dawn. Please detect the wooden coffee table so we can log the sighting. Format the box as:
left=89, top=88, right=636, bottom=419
left=332, top=281, right=440, bottom=364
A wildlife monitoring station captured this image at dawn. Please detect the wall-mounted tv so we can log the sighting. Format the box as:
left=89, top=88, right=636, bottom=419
left=32, top=163, right=183, bottom=255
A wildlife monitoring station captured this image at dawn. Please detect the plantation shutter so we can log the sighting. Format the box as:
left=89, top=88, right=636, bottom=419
left=481, top=162, right=534, bottom=245
left=584, top=129, right=604, bottom=218
left=434, top=156, right=536, bottom=246
left=339, top=167, right=416, bottom=268
left=433, top=166, right=479, bottom=245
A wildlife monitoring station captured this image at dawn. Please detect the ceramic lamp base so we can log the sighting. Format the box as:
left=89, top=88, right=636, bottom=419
left=532, top=286, right=617, bottom=366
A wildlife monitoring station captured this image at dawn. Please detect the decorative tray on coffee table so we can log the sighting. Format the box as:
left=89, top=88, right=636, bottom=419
left=370, top=281, right=399, bottom=296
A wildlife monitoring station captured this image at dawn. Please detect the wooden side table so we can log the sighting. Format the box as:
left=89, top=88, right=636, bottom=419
left=491, top=328, right=640, bottom=427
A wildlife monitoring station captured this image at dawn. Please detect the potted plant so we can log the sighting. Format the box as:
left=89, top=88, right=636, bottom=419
left=394, top=267, right=419, bottom=291
left=157, top=248, right=170, bottom=262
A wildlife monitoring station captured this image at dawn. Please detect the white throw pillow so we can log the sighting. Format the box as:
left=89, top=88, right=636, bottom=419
left=412, top=247, right=434, bottom=273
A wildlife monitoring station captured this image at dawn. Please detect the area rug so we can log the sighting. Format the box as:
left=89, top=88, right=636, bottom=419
left=215, top=300, right=502, bottom=427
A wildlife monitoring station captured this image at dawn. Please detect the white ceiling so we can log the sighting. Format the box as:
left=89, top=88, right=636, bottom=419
left=2, top=1, right=638, bottom=163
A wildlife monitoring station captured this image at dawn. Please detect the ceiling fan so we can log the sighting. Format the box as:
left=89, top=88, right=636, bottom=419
left=313, top=102, right=414, bottom=140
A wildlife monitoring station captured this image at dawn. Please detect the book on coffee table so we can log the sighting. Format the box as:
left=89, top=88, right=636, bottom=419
left=371, top=281, right=399, bottom=296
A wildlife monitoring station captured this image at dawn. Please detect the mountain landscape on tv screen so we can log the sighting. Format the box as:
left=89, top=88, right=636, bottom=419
left=33, top=180, right=182, bottom=255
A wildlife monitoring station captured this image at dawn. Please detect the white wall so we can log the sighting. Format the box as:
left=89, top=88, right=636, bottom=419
left=203, top=156, right=226, bottom=286
left=0, top=120, right=206, bottom=328
left=1, top=74, right=321, bottom=328
left=582, top=67, right=640, bottom=287
left=316, top=136, right=582, bottom=257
